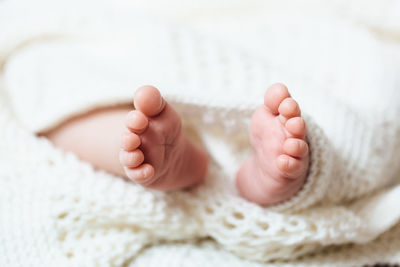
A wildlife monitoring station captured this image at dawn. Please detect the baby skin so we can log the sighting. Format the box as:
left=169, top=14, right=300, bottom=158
left=45, top=83, right=309, bottom=206
left=120, top=83, right=309, bottom=206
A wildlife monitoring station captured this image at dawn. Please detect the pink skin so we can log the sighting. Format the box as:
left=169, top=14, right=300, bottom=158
left=120, top=85, right=208, bottom=190
left=121, top=84, right=309, bottom=203
left=44, top=83, right=309, bottom=205
left=236, top=83, right=309, bottom=206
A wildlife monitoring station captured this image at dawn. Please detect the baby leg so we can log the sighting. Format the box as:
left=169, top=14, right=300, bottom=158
left=42, top=86, right=208, bottom=191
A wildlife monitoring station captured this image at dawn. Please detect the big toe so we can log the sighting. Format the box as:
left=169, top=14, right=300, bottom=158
left=134, top=85, right=166, bottom=117
left=264, top=83, right=291, bottom=114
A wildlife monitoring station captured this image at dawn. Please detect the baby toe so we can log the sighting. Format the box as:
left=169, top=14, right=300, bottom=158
left=283, top=138, right=309, bottom=158
left=121, top=132, right=141, bottom=151
left=264, top=83, right=291, bottom=115
left=119, top=149, right=145, bottom=168
left=124, top=163, right=155, bottom=184
left=126, top=110, right=148, bottom=133
left=276, top=154, right=303, bottom=179
left=285, top=117, right=306, bottom=138
left=278, top=98, right=301, bottom=120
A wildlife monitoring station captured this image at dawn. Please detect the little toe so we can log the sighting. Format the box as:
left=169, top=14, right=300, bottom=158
left=276, top=154, right=304, bottom=179
left=121, top=132, right=141, bottom=151
left=125, top=163, right=155, bottom=184
left=126, top=110, right=148, bottom=133
left=278, top=98, right=301, bottom=121
left=134, top=85, right=166, bottom=117
left=285, top=117, right=306, bottom=138
left=119, top=149, right=145, bottom=168
left=264, top=83, right=291, bottom=114
left=283, top=138, right=309, bottom=158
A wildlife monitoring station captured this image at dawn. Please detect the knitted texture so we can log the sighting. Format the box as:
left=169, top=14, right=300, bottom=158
left=1, top=0, right=400, bottom=266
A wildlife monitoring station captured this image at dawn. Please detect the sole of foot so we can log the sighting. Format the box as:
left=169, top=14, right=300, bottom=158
left=236, top=83, right=310, bottom=206
left=120, top=85, right=208, bottom=191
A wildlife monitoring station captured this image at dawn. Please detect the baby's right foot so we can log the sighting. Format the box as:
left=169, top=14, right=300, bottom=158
left=236, top=83, right=310, bottom=206
left=119, top=85, right=208, bottom=191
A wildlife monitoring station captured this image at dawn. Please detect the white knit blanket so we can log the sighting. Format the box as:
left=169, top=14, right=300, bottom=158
left=1, top=0, right=400, bottom=266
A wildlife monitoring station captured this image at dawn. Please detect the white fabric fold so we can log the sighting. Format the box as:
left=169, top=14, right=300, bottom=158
left=1, top=0, right=400, bottom=266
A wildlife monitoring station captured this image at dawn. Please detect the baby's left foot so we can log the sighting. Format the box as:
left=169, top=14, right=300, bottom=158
left=236, top=83, right=310, bottom=206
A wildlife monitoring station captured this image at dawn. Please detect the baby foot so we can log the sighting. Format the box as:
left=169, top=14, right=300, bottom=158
left=236, top=83, right=310, bottom=206
left=120, top=85, right=208, bottom=190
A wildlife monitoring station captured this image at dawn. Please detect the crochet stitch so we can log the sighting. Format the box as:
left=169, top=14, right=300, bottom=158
left=1, top=0, right=400, bottom=266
